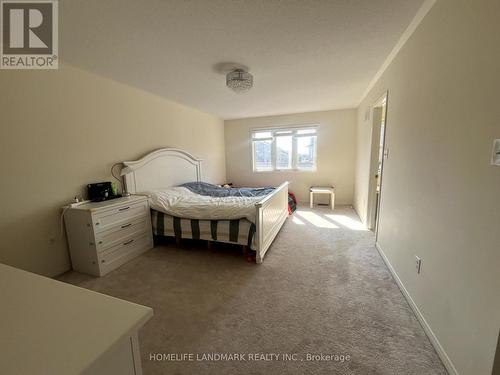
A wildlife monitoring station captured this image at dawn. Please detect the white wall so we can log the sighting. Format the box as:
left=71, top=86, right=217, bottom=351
left=0, top=63, right=226, bottom=277
left=354, top=0, right=500, bottom=374
left=225, top=109, right=357, bottom=204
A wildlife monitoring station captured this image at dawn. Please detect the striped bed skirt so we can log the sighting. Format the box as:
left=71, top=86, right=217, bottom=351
left=151, top=210, right=257, bottom=250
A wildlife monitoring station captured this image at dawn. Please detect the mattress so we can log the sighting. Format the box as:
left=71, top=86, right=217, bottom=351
left=151, top=210, right=256, bottom=250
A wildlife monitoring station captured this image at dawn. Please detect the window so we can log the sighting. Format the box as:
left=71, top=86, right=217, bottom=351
left=252, top=126, right=317, bottom=172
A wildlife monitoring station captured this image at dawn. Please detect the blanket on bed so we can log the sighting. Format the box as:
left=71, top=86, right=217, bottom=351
left=181, top=182, right=275, bottom=197
left=148, top=183, right=294, bottom=224
left=181, top=182, right=297, bottom=215
left=147, top=186, right=264, bottom=223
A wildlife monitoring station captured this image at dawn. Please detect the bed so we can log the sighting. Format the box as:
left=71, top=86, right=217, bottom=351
left=120, top=148, right=289, bottom=263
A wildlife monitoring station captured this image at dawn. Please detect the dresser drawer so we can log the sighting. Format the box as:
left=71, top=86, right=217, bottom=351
left=93, top=201, right=149, bottom=233
left=95, top=216, right=150, bottom=252
left=98, top=232, right=151, bottom=267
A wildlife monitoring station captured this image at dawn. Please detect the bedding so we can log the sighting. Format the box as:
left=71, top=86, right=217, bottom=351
left=147, top=183, right=274, bottom=223
left=181, top=182, right=274, bottom=198
left=288, top=192, right=297, bottom=214
left=152, top=210, right=256, bottom=250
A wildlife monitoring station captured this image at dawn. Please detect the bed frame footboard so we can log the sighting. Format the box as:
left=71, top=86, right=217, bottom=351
left=255, top=181, right=289, bottom=263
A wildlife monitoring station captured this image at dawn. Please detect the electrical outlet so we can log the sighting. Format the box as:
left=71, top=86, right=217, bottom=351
left=491, top=139, right=500, bottom=166
left=415, top=256, right=422, bottom=275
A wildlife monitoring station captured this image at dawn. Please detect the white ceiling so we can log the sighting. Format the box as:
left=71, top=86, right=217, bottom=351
left=60, top=0, right=424, bottom=119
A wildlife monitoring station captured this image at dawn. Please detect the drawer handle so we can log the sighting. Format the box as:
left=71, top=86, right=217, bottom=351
left=118, top=206, right=130, bottom=212
left=123, top=239, right=134, bottom=246
left=121, top=223, right=132, bottom=229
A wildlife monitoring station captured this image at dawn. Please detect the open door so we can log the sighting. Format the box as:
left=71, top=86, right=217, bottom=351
left=366, top=92, right=388, bottom=237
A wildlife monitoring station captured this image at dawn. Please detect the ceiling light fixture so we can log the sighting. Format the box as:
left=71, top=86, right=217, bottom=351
left=226, top=69, right=253, bottom=93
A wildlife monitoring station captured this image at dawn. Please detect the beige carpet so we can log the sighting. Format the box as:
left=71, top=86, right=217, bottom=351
left=59, top=206, right=447, bottom=375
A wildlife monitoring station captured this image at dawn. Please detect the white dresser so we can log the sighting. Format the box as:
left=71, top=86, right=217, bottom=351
left=64, top=195, right=153, bottom=277
left=0, top=263, right=153, bottom=375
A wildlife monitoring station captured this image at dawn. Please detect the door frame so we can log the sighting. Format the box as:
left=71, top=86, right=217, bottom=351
left=366, top=91, right=389, bottom=239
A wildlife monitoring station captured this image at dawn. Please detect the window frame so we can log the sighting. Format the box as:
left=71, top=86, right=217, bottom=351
left=251, top=125, right=318, bottom=172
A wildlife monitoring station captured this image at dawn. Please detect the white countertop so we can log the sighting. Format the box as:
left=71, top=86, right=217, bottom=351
left=66, top=195, right=149, bottom=211
left=0, top=263, right=153, bottom=375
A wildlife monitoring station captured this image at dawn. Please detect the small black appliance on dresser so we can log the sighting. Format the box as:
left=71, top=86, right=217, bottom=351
left=87, top=182, right=121, bottom=202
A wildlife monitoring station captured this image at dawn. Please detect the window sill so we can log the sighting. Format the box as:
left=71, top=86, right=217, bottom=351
left=253, top=169, right=317, bottom=173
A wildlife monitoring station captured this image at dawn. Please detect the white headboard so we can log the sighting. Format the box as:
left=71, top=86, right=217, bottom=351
left=120, top=148, right=202, bottom=194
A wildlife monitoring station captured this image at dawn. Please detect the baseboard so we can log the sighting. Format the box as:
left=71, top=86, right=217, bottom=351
left=374, top=242, right=458, bottom=375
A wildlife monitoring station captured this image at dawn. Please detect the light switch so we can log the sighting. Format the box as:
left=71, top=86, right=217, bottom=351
left=492, top=139, right=500, bottom=166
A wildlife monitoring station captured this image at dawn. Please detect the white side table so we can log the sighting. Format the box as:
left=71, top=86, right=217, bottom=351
left=309, top=186, right=335, bottom=210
